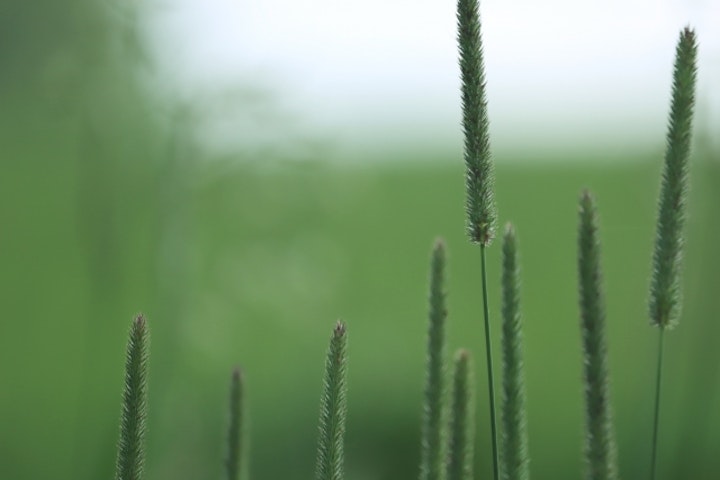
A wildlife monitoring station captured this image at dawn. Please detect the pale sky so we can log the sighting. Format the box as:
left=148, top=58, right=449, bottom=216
left=146, top=0, right=720, bottom=161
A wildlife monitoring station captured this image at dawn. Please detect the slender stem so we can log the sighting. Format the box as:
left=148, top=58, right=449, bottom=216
left=481, top=244, right=500, bottom=480
left=226, top=368, right=244, bottom=480
left=650, top=328, right=666, bottom=480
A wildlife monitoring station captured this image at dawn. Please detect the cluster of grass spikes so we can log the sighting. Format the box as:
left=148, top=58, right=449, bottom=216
left=453, top=0, right=697, bottom=475
left=110, top=9, right=698, bottom=480
left=112, top=316, right=349, bottom=480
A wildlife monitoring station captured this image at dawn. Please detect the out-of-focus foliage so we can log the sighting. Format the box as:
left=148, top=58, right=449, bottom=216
left=1, top=3, right=719, bottom=480
left=0, top=1, right=190, bottom=478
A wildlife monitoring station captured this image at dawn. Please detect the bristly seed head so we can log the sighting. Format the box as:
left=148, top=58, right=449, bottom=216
left=500, top=222, right=530, bottom=480
left=315, top=321, right=348, bottom=480
left=578, top=192, right=619, bottom=480
left=115, top=314, right=150, bottom=480
left=648, top=26, right=698, bottom=329
left=457, top=0, right=496, bottom=246
left=419, top=238, right=448, bottom=480
left=334, top=321, right=347, bottom=337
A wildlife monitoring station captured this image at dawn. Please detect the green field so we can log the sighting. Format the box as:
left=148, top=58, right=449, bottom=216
left=2, top=2, right=718, bottom=478
left=2, top=154, right=719, bottom=480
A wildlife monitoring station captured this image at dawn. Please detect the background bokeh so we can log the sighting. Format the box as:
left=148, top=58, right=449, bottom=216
left=1, top=1, right=719, bottom=480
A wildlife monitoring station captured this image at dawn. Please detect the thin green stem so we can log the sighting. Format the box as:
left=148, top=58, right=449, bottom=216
left=226, top=368, right=244, bottom=480
left=650, top=328, right=665, bottom=480
left=481, top=244, right=500, bottom=480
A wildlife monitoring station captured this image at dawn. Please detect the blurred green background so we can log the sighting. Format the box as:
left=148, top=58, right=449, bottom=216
left=1, top=1, right=719, bottom=480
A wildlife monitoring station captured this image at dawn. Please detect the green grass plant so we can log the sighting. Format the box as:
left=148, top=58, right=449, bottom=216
left=226, top=368, right=245, bottom=480
left=648, top=26, right=698, bottom=480
left=500, top=224, right=529, bottom=480
left=420, top=240, right=449, bottom=480
left=104, top=19, right=704, bottom=480
left=315, top=322, right=349, bottom=480
left=578, top=192, right=619, bottom=480
left=114, top=314, right=149, bottom=480
left=447, top=350, right=474, bottom=480
left=456, top=0, right=499, bottom=477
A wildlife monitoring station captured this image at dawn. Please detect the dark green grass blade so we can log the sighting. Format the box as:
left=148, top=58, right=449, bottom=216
left=500, top=224, right=529, bottom=480
left=115, top=314, right=149, bottom=480
left=315, top=322, right=349, bottom=480
left=578, top=192, right=619, bottom=480
left=420, top=240, right=449, bottom=480
left=226, top=367, right=245, bottom=480
left=446, top=349, right=474, bottom=480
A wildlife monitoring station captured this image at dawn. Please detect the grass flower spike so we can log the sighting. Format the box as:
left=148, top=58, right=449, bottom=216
left=446, top=350, right=474, bottom=480
left=457, top=0, right=496, bottom=246
left=578, top=192, right=619, bottom=480
left=115, top=314, right=150, bottom=480
left=457, top=2, right=499, bottom=474
left=649, top=26, right=698, bottom=329
left=420, top=240, right=449, bottom=480
left=500, top=224, right=530, bottom=480
left=648, top=27, right=697, bottom=480
left=226, top=367, right=245, bottom=480
left=315, top=322, right=349, bottom=480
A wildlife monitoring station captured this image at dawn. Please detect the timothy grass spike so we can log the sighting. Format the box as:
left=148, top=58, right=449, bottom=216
left=420, top=240, right=449, bottom=480
left=457, top=0, right=500, bottom=476
left=578, top=192, right=619, bottom=480
left=457, top=0, right=496, bottom=246
left=648, top=27, right=697, bottom=480
left=115, top=314, right=149, bottom=480
left=446, top=350, right=475, bottom=480
left=649, top=26, right=698, bottom=329
left=315, top=322, right=349, bottom=480
left=500, top=224, right=530, bottom=480
left=226, top=367, right=245, bottom=480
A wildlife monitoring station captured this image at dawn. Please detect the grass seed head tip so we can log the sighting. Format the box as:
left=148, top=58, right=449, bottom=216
left=503, top=223, right=517, bottom=250
left=334, top=321, right=347, bottom=337
left=504, top=222, right=515, bottom=236
left=457, top=348, right=470, bottom=362
left=432, top=238, right=447, bottom=263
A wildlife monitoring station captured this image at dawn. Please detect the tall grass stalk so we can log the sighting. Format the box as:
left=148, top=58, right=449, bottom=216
left=648, top=26, right=698, bottom=480
left=420, top=240, right=449, bottom=480
left=115, top=314, right=149, bottom=480
left=649, top=329, right=665, bottom=480
left=456, top=0, right=499, bottom=475
left=447, top=350, right=474, bottom=480
left=226, top=367, right=245, bottom=480
left=480, top=245, right=500, bottom=480
left=578, top=192, right=618, bottom=480
left=500, top=224, right=529, bottom=480
left=315, top=322, right=349, bottom=480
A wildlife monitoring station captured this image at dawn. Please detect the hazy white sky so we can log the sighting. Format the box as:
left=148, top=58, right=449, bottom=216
left=146, top=0, right=719, bottom=161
